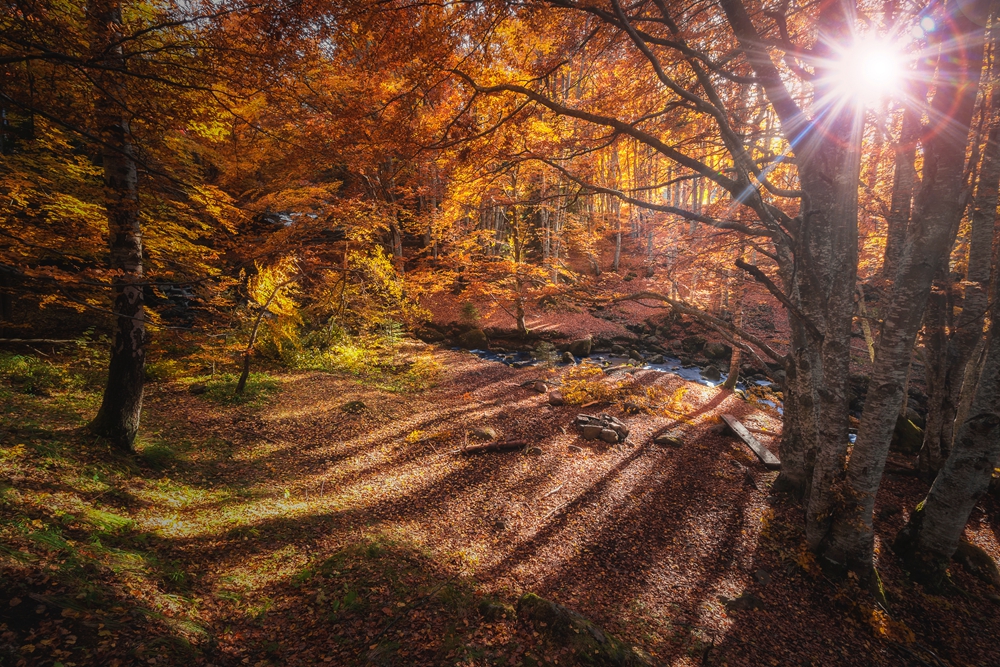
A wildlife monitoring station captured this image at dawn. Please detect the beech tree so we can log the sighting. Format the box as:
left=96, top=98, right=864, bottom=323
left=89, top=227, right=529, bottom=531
left=434, top=0, right=998, bottom=578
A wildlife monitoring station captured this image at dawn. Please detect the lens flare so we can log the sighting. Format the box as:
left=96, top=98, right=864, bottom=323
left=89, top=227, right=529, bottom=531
left=831, top=37, right=902, bottom=104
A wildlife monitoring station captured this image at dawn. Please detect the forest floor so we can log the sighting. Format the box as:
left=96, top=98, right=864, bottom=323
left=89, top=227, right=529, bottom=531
left=2, top=341, right=1000, bottom=667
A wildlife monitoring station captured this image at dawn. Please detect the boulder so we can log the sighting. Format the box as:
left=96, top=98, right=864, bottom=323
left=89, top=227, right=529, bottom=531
left=517, top=593, right=652, bottom=667
left=478, top=598, right=516, bottom=622
left=628, top=349, right=644, bottom=361
left=720, top=592, right=765, bottom=612
left=701, top=365, right=722, bottom=382
left=533, top=381, right=548, bottom=393
left=562, top=351, right=577, bottom=365
left=653, top=433, right=683, bottom=447
left=459, top=328, right=489, bottom=350
left=567, top=336, right=593, bottom=357
left=189, top=383, right=207, bottom=395
left=906, top=406, right=926, bottom=429
left=415, top=327, right=445, bottom=343
left=681, top=335, right=707, bottom=354
left=472, top=426, right=497, bottom=440
left=575, top=414, right=629, bottom=443
left=647, top=354, right=665, bottom=365
left=704, top=342, right=731, bottom=359
left=610, top=344, right=627, bottom=355
left=548, top=390, right=565, bottom=406
left=527, top=446, right=544, bottom=456
left=890, top=414, right=923, bottom=454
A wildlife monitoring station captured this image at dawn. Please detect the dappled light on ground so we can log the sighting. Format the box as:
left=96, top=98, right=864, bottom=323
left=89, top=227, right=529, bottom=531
left=3, top=348, right=1000, bottom=665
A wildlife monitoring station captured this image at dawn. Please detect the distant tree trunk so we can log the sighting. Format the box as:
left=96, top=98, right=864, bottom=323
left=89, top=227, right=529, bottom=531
left=514, top=275, right=528, bottom=336
left=823, top=9, right=985, bottom=573
left=236, top=276, right=296, bottom=395
left=87, top=0, right=146, bottom=452
left=894, top=292, right=1000, bottom=587
left=723, top=260, right=744, bottom=391
left=883, top=102, right=921, bottom=279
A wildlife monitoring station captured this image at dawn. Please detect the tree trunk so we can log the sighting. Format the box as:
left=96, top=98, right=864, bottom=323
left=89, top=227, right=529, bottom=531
left=87, top=0, right=145, bottom=452
left=919, top=30, right=1000, bottom=475
left=823, top=8, right=986, bottom=573
left=723, top=247, right=746, bottom=391
left=894, top=294, right=1000, bottom=588
left=882, top=102, right=921, bottom=278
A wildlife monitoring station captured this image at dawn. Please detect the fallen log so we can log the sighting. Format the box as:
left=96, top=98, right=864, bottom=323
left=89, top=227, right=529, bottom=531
left=460, top=440, right=528, bottom=455
left=721, top=414, right=781, bottom=470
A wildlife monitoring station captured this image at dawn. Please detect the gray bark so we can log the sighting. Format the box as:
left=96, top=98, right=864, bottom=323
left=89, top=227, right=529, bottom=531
left=823, top=8, right=986, bottom=572
left=920, top=39, right=1000, bottom=474
left=87, top=0, right=146, bottom=452
left=894, top=293, right=1000, bottom=587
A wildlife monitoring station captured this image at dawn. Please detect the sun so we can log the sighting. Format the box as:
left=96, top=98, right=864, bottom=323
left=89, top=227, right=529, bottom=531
left=830, top=36, right=903, bottom=103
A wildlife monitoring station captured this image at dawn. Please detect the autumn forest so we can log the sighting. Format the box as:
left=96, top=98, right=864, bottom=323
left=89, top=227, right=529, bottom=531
left=2, top=0, right=1000, bottom=665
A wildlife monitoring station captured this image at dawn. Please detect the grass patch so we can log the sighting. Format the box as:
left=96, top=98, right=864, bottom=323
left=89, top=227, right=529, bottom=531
left=186, top=372, right=281, bottom=406
left=290, top=336, right=442, bottom=392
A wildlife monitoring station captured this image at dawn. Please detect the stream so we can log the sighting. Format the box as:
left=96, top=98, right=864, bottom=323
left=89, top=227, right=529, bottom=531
left=463, top=347, right=784, bottom=414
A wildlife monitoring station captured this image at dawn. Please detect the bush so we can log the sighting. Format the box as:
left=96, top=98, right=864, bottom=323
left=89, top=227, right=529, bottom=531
left=0, top=353, right=76, bottom=395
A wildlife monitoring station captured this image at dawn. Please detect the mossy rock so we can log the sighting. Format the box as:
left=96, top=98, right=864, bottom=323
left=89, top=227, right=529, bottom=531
left=889, top=415, right=923, bottom=454
left=478, top=597, right=516, bottom=621
left=459, top=328, right=489, bottom=350
left=516, top=593, right=652, bottom=666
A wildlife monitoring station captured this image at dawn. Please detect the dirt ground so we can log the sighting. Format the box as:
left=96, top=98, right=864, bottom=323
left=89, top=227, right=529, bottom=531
left=3, top=346, right=1000, bottom=666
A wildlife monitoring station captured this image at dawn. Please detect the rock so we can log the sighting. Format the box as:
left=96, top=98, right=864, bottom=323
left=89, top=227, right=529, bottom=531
left=517, top=593, right=653, bottom=667
left=492, top=519, right=507, bottom=531
left=562, top=351, right=577, bottom=365
left=576, top=413, right=629, bottom=443
left=669, top=339, right=683, bottom=350
left=600, top=428, right=620, bottom=443
left=340, top=400, right=367, bottom=413
left=954, top=540, right=1000, bottom=589
left=479, top=598, right=516, bottom=621
left=568, top=445, right=584, bottom=453
left=548, top=390, right=565, bottom=406
left=414, top=327, right=445, bottom=343
left=189, top=383, right=207, bottom=395
left=527, top=446, right=544, bottom=456
left=890, top=414, right=923, bottom=454
left=472, top=427, right=497, bottom=440
left=906, top=406, right=926, bottom=429
left=611, top=344, right=627, bottom=355
left=628, top=349, right=644, bottom=361
left=720, top=592, right=765, bottom=612
left=581, top=425, right=603, bottom=440
left=533, top=381, right=548, bottom=393
left=704, top=342, right=731, bottom=359
left=681, top=335, right=707, bottom=354
left=567, top=336, right=593, bottom=357
left=653, top=433, right=683, bottom=447
left=459, top=328, right=489, bottom=350
left=754, top=569, right=772, bottom=587
left=701, top=365, right=722, bottom=382
left=647, top=354, right=665, bottom=365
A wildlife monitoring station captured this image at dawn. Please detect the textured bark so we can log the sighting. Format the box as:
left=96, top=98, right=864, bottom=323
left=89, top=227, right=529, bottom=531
left=882, top=103, right=921, bottom=279
left=823, top=7, right=986, bottom=572
left=718, top=0, right=858, bottom=510
left=87, top=0, right=145, bottom=452
left=919, top=39, right=1000, bottom=474
left=792, top=2, right=862, bottom=548
left=894, top=298, right=1000, bottom=587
